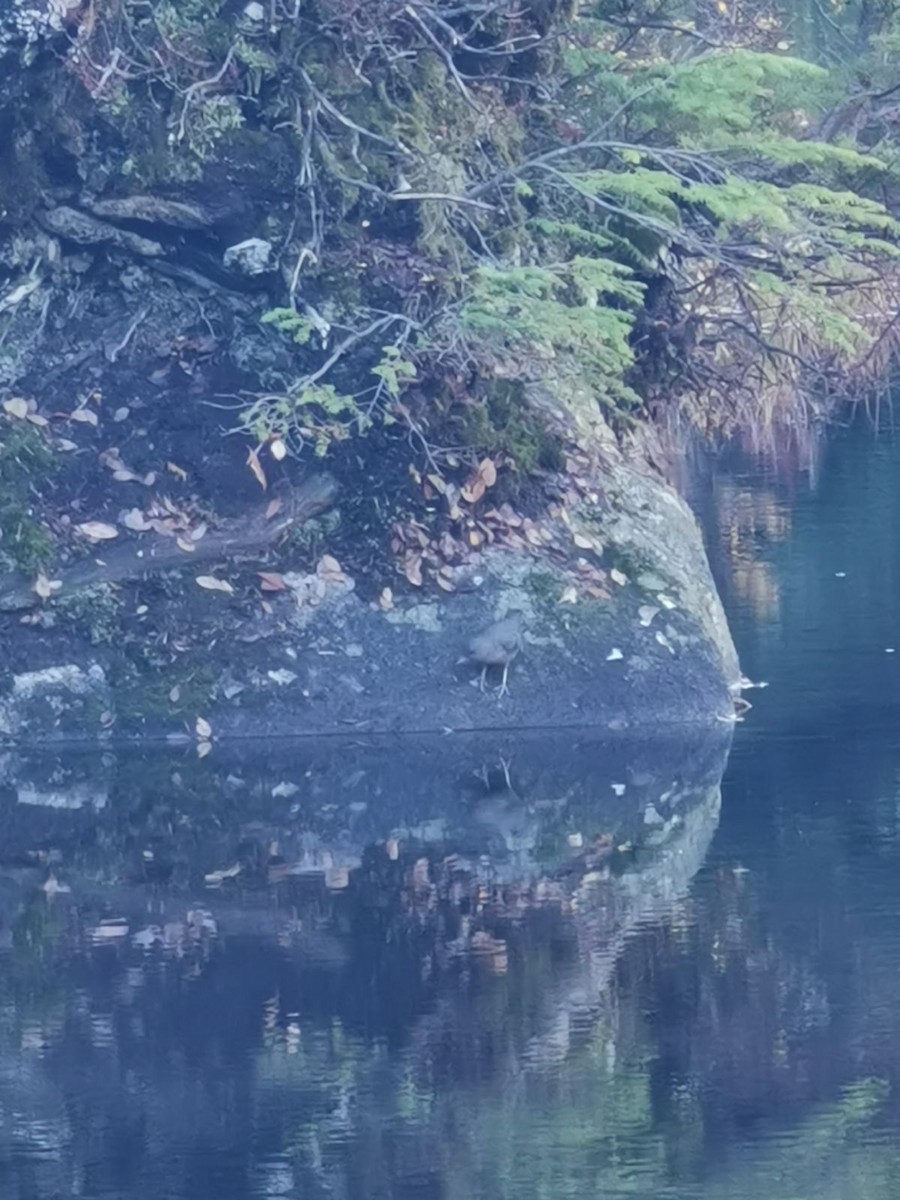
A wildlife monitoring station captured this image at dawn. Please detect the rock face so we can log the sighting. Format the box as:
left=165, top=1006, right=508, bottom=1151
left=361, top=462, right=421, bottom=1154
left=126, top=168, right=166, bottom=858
left=0, top=416, right=738, bottom=742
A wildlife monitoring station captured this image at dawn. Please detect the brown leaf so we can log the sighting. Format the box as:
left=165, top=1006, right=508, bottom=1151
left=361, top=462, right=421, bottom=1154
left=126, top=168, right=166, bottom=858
left=403, top=553, right=423, bottom=587
left=317, top=554, right=343, bottom=580
left=70, top=407, right=98, bottom=427
left=461, top=476, right=486, bottom=504
left=122, top=508, right=152, bottom=532
left=479, top=457, right=497, bottom=487
left=76, top=521, right=119, bottom=541
left=265, top=497, right=283, bottom=520
left=247, top=445, right=267, bottom=491
left=258, top=571, right=286, bottom=592
left=195, top=575, right=234, bottom=595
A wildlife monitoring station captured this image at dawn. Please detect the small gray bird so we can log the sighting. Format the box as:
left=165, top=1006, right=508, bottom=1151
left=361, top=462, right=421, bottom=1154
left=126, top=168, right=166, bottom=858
left=469, top=610, right=525, bottom=699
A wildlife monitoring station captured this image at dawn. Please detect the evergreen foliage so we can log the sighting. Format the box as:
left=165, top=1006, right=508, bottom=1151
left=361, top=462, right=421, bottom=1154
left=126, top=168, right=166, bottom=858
left=68, top=0, right=900, bottom=451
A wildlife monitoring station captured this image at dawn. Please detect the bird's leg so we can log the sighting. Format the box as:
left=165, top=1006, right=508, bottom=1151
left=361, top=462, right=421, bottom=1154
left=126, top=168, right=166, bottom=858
left=497, top=661, right=510, bottom=699
left=478, top=664, right=488, bottom=692
left=499, top=756, right=512, bottom=790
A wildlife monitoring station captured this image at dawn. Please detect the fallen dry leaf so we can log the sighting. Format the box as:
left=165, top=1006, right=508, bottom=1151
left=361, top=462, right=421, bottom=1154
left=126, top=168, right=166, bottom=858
left=573, top=532, right=595, bottom=551
left=560, top=585, right=578, bottom=604
left=76, top=521, right=118, bottom=542
left=69, top=408, right=98, bottom=426
left=166, top=461, right=188, bottom=482
left=317, top=554, right=344, bottom=581
left=435, top=573, right=455, bottom=592
left=122, top=506, right=152, bottom=530
left=378, top=587, right=394, bottom=611
left=2, top=397, right=28, bottom=419
left=610, top=568, right=628, bottom=587
left=247, top=445, right=267, bottom=490
left=195, top=575, right=234, bottom=595
left=269, top=437, right=287, bottom=461
left=204, top=863, right=241, bottom=886
left=258, top=572, right=286, bottom=592
left=265, top=497, right=283, bottom=521
left=190, top=522, right=207, bottom=542
left=33, top=573, right=62, bottom=600
left=196, top=740, right=212, bottom=760
left=169, top=685, right=181, bottom=702
left=176, top=537, right=196, bottom=554
left=403, top=553, right=423, bottom=587
left=195, top=716, right=212, bottom=739
left=26, top=412, right=48, bottom=427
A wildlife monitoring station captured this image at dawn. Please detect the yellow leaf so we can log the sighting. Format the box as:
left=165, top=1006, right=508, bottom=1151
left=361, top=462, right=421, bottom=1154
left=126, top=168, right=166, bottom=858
left=76, top=521, right=119, bottom=541
left=195, top=575, right=234, bottom=595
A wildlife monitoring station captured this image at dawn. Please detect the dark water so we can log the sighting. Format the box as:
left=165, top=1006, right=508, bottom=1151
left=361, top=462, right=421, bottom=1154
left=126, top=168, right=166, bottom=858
left=4, top=427, right=900, bottom=1198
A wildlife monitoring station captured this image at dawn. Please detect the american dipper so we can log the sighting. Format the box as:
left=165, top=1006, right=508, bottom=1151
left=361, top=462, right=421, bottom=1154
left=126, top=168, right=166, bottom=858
left=469, top=610, right=525, bottom=698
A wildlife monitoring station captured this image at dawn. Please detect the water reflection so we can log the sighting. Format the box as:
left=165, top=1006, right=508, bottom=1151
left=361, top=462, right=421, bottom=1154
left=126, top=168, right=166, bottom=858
left=0, top=731, right=727, bottom=1199
left=7, top=425, right=900, bottom=1198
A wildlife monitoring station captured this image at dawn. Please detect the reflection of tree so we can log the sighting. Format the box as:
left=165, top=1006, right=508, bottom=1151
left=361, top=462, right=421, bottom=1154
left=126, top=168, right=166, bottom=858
left=709, top=480, right=791, bottom=622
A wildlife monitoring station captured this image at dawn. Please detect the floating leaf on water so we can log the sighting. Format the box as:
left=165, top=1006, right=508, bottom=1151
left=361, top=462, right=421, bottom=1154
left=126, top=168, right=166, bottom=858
left=269, top=438, right=287, bottom=461
left=195, top=716, right=212, bottom=739
left=247, top=445, right=267, bottom=490
left=2, top=397, right=28, bottom=419
left=196, top=575, right=234, bottom=594
left=76, top=521, right=118, bottom=541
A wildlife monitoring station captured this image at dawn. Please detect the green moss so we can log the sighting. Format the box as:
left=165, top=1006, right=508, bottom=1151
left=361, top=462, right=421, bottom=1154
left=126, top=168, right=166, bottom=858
left=0, top=424, right=57, bottom=574
left=55, top=584, right=123, bottom=645
left=457, top=381, right=565, bottom=477
left=110, top=656, right=217, bottom=726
